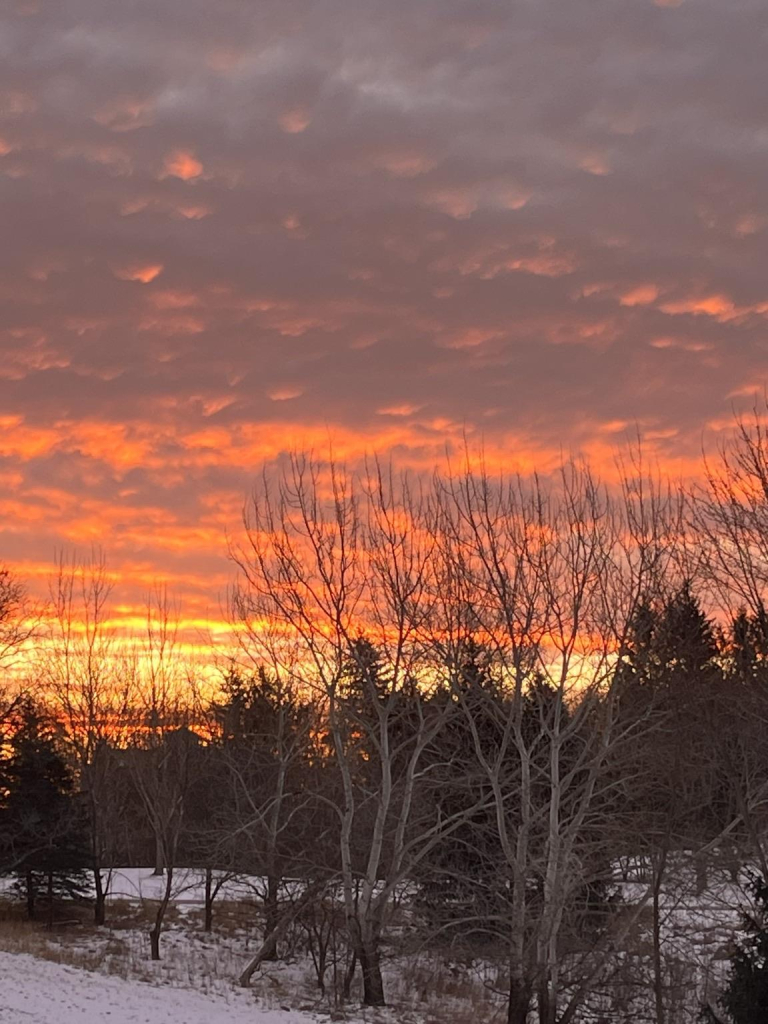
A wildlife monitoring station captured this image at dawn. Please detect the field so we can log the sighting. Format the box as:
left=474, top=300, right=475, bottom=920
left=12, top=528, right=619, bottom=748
left=0, top=863, right=749, bottom=1023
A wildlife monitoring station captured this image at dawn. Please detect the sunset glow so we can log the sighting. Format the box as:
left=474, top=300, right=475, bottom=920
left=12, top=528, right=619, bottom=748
left=2, top=0, right=766, bottom=643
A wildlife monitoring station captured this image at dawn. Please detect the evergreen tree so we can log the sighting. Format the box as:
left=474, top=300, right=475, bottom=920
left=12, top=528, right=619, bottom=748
left=211, top=667, right=317, bottom=948
left=656, top=581, right=720, bottom=684
left=725, top=608, right=768, bottom=686
left=0, top=700, right=90, bottom=923
left=413, top=641, right=502, bottom=944
left=702, top=874, right=768, bottom=1023
left=618, top=583, right=720, bottom=700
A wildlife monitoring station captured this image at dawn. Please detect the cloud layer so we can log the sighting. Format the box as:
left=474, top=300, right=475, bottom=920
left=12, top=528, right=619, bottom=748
left=2, top=0, right=768, bottom=628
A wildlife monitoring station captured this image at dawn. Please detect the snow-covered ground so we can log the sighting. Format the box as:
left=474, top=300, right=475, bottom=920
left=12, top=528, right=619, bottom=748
left=0, top=951, right=318, bottom=1024
left=0, top=863, right=750, bottom=1023
left=0, top=867, right=258, bottom=905
left=106, top=866, right=255, bottom=905
left=0, top=869, right=468, bottom=1023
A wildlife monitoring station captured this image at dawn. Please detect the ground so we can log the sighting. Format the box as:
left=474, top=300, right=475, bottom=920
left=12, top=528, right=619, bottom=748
left=0, top=951, right=319, bottom=1024
left=0, top=863, right=748, bottom=1022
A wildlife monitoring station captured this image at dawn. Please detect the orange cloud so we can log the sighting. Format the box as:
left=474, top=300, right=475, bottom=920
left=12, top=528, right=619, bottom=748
left=376, top=152, right=436, bottom=178
left=0, top=416, right=60, bottom=459
left=201, top=395, right=236, bottom=417
left=0, top=331, right=70, bottom=379
left=505, top=253, right=576, bottom=277
left=598, top=419, right=630, bottom=434
left=148, top=289, right=200, bottom=310
left=268, top=387, right=304, bottom=401
left=114, top=263, right=164, bottom=283
left=427, top=187, right=478, bottom=219
left=174, top=204, right=212, bottom=219
left=450, top=237, right=577, bottom=280
left=580, top=154, right=612, bottom=176
left=500, top=187, right=532, bottom=210
left=660, top=293, right=735, bottom=318
left=377, top=404, right=421, bottom=417
left=650, top=336, right=713, bottom=352
left=279, top=108, right=311, bottom=134
left=139, top=314, right=206, bottom=335
left=0, top=406, right=722, bottom=653
left=620, top=284, right=659, bottom=306
left=120, top=196, right=150, bottom=215
left=0, top=417, right=156, bottom=469
left=440, top=327, right=502, bottom=350
left=734, top=214, right=764, bottom=237
left=163, top=148, right=204, bottom=180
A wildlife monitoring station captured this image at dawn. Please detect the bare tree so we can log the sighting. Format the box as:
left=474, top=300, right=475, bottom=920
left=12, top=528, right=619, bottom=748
left=232, top=456, right=478, bottom=1006
left=41, top=552, right=135, bottom=923
left=694, top=404, right=768, bottom=620
left=692, top=406, right=768, bottom=873
left=132, top=587, right=190, bottom=877
left=126, top=590, right=196, bottom=960
left=127, top=720, right=197, bottom=959
left=428, top=456, right=681, bottom=1024
left=0, top=565, right=39, bottom=727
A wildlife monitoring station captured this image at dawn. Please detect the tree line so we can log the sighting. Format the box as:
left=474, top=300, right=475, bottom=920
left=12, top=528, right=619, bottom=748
left=4, top=420, right=768, bottom=1023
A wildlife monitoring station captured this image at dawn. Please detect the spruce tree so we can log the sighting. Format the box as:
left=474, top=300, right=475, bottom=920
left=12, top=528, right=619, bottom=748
left=702, top=874, right=768, bottom=1023
left=0, top=700, right=90, bottom=923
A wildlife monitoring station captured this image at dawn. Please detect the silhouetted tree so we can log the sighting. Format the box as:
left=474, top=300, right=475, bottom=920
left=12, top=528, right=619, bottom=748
left=702, top=874, right=768, bottom=1024
left=212, top=666, right=316, bottom=951
left=0, top=700, right=90, bottom=924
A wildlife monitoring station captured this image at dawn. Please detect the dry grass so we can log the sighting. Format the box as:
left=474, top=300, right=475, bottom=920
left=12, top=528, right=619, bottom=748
left=0, top=871, right=737, bottom=1024
left=0, top=913, right=125, bottom=973
left=385, top=953, right=506, bottom=1024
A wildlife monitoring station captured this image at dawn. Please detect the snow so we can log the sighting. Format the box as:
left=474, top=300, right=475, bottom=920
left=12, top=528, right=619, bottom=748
left=0, top=861, right=751, bottom=1022
left=105, top=867, right=253, bottom=904
left=0, top=866, right=293, bottom=906
left=0, top=951, right=320, bottom=1024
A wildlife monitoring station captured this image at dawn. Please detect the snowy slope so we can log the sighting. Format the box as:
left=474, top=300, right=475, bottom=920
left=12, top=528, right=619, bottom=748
left=0, top=952, right=320, bottom=1024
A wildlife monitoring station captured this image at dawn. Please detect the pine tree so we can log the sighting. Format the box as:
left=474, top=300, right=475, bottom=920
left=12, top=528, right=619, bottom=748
left=0, top=700, right=90, bottom=923
left=702, top=874, right=768, bottom=1023
left=211, top=667, right=315, bottom=951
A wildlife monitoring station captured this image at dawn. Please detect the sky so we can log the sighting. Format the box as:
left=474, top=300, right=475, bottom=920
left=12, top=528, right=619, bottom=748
left=2, top=0, right=768, bottom=639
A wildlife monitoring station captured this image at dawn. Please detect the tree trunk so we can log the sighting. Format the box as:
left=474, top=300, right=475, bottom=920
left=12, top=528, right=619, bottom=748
left=239, top=926, right=280, bottom=984
left=148, top=864, right=174, bottom=960
left=263, top=874, right=280, bottom=959
left=342, top=950, right=357, bottom=1002
left=652, top=850, right=667, bottom=1024
left=358, top=938, right=385, bottom=1007
left=46, top=871, right=54, bottom=930
left=25, top=869, right=35, bottom=921
left=507, top=977, right=532, bottom=1024
left=204, top=866, right=213, bottom=933
left=239, top=881, right=325, bottom=987
left=537, top=974, right=556, bottom=1024
left=152, top=832, right=164, bottom=876
left=316, top=945, right=327, bottom=996
left=93, top=868, right=106, bottom=926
